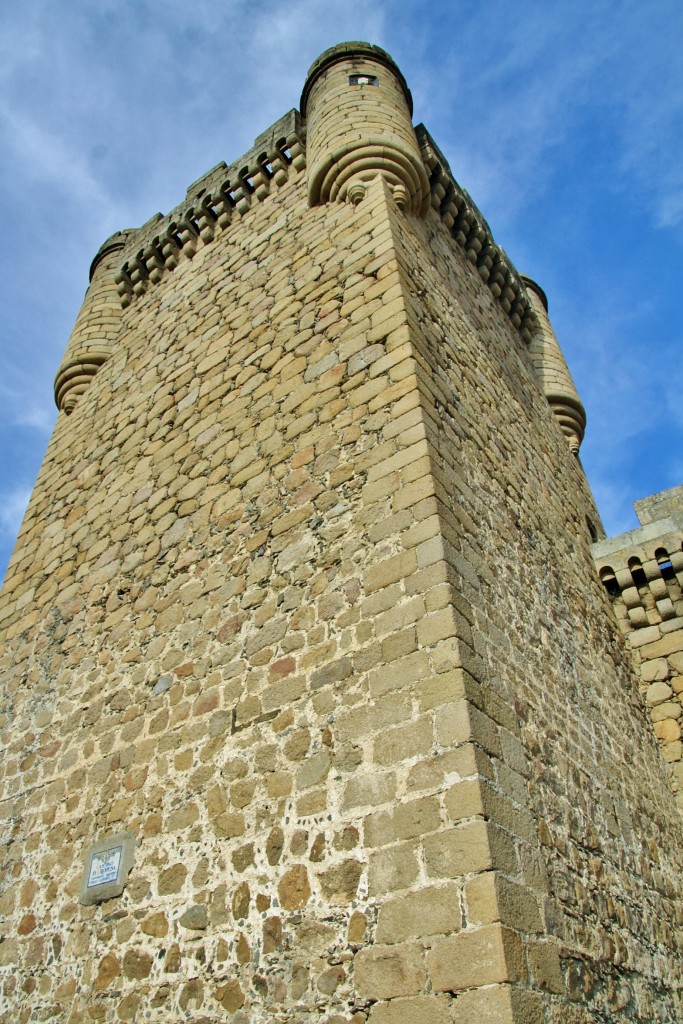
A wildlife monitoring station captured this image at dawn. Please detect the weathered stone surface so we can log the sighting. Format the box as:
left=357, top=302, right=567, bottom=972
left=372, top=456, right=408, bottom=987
left=122, top=948, right=153, bottom=981
left=278, top=865, right=311, bottom=910
left=368, top=995, right=451, bottom=1024
left=179, top=904, right=208, bottom=930
left=376, top=884, right=461, bottom=942
left=0, top=39, right=681, bottom=1024
left=427, top=926, right=525, bottom=992
left=94, top=953, right=120, bottom=991
left=141, top=912, right=168, bottom=937
left=318, top=859, right=363, bottom=905
left=355, top=944, right=426, bottom=1000
left=158, top=864, right=187, bottom=895
left=215, top=979, right=245, bottom=1012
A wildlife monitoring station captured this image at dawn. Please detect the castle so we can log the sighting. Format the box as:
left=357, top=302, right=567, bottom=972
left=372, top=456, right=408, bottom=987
left=0, top=42, right=681, bottom=1023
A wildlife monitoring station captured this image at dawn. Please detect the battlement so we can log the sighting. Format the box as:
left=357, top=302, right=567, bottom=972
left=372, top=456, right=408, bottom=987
left=110, top=108, right=538, bottom=348
left=593, top=485, right=683, bottom=629
left=593, top=484, right=683, bottom=806
left=113, top=109, right=306, bottom=306
left=79, top=49, right=586, bottom=452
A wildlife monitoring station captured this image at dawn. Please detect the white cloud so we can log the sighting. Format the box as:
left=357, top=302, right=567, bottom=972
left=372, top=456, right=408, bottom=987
left=0, top=104, right=115, bottom=210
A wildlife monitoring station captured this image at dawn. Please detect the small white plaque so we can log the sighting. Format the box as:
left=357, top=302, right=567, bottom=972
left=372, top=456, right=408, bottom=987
left=87, top=845, right=123, bottom=888
left=80, top=831, right=135, bottom=905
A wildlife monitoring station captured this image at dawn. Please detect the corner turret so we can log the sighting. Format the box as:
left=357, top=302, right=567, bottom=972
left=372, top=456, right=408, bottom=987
left=54, top=230, right=134, bottom=414
left=522, top=275, right=586, bottom=453
left=301, top=42, right=430, bottom=214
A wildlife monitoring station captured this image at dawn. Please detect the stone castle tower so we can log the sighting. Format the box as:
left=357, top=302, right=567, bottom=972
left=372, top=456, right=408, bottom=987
left=1, top=42, right=681, bottom=1023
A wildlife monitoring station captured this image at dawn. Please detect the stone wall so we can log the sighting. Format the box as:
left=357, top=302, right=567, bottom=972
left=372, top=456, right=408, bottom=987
left=379, top=177, right=683, bottom=1022
left=593, top=485, right=683, bottom=810
left=0, top=41, right=681, bottom=1024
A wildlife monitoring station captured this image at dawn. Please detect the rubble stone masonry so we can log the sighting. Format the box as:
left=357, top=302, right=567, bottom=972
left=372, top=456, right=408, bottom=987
left=0, top=42, right=681, bottom=1024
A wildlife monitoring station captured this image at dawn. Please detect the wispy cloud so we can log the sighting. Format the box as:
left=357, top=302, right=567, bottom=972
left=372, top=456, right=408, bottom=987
left=0, top=105, right=115, bottom=209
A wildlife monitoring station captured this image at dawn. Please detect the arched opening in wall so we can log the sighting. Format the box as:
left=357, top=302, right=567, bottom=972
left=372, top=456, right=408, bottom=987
left=586, top=516, right=598, bottom=542
left=599, top=566, right=619, bottom=596
left=628, top=557, right=647, bottom=589
left=655, top=547, right=675, bottom=581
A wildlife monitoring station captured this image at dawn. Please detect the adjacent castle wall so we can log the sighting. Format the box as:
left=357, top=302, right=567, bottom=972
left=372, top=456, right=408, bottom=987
left=0, top=41, right=681, bottom=1024
left=593, top=485, right=683, bottom=810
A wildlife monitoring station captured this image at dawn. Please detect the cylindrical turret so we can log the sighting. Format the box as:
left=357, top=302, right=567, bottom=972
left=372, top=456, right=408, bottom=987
left=300, top=42, right=430, bottom=215
left=54, top=231, right=132, bottom=414
left=522, top=276, right=586, bottom=454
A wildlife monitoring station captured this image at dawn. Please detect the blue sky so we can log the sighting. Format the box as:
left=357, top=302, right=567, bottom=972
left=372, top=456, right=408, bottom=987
left=1, top=0, right=681, bottom=581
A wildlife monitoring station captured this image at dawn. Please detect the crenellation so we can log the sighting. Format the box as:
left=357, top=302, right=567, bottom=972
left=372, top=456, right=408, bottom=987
left=115, top=114, right=306, bottom=307
left=593, top=486, right=683, bottom=807
left=416, top=124, right=536, bottom=346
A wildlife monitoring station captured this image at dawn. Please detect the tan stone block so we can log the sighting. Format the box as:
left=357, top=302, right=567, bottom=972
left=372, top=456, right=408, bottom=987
left=367, top=651, right=430, bottom=697
left=435, top=700, right=472, bottom=747
left=427, top=925, right=526, bottom=992
left=376, top=883, right=461, bottom=943
left=364, top=550, right=418, bottom=594
left=423, top=820, right=493, bottom=878
left=343, top=772, right=397, bottom=810
left=451, top=984, right=545, bottom=1024
left=381, top=627, right=418, bottom=662
left=367, top=995, right=451, bottom=1024
left=278, top=864, right=311, bottom=910
left=400, top=514, right=440, bottom=551
left=368, top=842, right=420, bottom=896
left=94, top=952, right=120, bottom=991
left=355, top=943, right=426, bottom=1000
left=443, top=778, right=485, bottom=822
left=414, top=668, right=475, bottom=710
left=640, top=631, right=683, bottom=659
left=393, top=475, right=436, bottom=512
left=651, top=701, right=682, bottom=722
left=416, top=607, right=458, bottom=647
left=646, top=681, right=673, bottom=705
left=655, top=719, right=681, bottom=742
left=141, top=912, right=168, bottom=938
left=527, top=941, right=565, bottom=993
left=662, top=739, right=682, bottom=762
left=365, top=795, right=442, bottom=847
left=641, top=658, right=671, bottom=682
left=366, top=441, right=429, bottom=482
left=373, top=716, right=433, bottom=766
left=625, top=624, right=661, bottom=648
left=318, top=858, right=363, bottom=904
left=450, top=984, right=515, bottom=1024
left=465, top=872, right=543, bottom=932
left=374, top=596, right=426, bottom=638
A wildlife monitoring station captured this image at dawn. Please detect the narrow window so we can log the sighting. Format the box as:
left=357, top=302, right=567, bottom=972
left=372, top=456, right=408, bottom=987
left=349, top=74, right=378, bottom=87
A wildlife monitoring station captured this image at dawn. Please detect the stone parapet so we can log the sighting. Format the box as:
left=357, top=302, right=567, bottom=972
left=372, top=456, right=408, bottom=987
left=593, top=486, right=683, bottom=806
left=417, top=127, right=533, bottom=342
left=113, top=110, right=306, bottom=307
left=417, top=128, right=586, bottom=452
